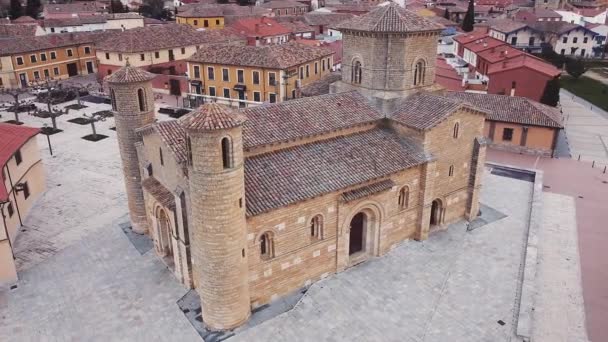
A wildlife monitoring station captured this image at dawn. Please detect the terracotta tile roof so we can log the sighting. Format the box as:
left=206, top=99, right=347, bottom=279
left=434, top=57, right=465, bottom=91
left=279, top=20, right=315, bottom=34
left=487, top=54, right=560, bottom=77
left=0, top=31, right=112, bottom=56
left=303, top=12, right=355, bottom=26
left=341, top=179, right=395, bottom=202
left=261, top=0, right=309, bottom=9
left=179, top=103, right=246, bottom=131
left=443, top=92, right=563, bottom=128
left=0, top=24, right=38, bottom=38
left=487, top=18, right=529, bottom=33
left=12, top=16, right=38, bottom=24
left=476, top=44, right=524, bottom=63
left=105, top=65, right=156, bottom=83
left=142, top=177, right=176, bottom=210
left=241, top=91, right=383, bottom=148
left=0, top=123, right=40, bottom=201
left=453, top=31, right=489, bottom=44
left=177, top=5, right=225, bottom=18
left=153, top=121, right=187, bottom=164
left=300, top=72, right=342, bottom=97
left=530, top=21, right=596, bottom=36
left=463, top=36, right=506, bottom=53
left=231, top=17, right=292, bottom=37
left=44, top=2, right=107, bottom=14
left=244, top=127, right=428, bottom=216
left=95, top=24, right=245, bottom=53
left=390, top=92, right=481, bottom=130
left=43, top=16, right=108, bottom=27
left=187, top=42, right=333, bottom=69
left=334, top=3, right=444, bottom=33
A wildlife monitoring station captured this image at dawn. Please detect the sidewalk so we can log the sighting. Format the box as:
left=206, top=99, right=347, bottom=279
left=486, top=149, right=608, bottom=342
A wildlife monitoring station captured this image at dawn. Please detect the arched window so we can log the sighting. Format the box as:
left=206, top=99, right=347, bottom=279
left=137, top=88, right=146, bottom=112
left=260, top=232, right=274, bottom=259
left=448, top=165, right=454, bottom=177
left=352, top=60, right=362, bottom=84
left=398, top=186, right=409, bottom=209
left=453, top=122, right=460, bottom=139
left=310, top=215, right=323, bottom=240
left=414, top=60, right=426, bottom=86
left=221, top=137, right=233, bottom=169
left=110, top=89, right=117, bottom=111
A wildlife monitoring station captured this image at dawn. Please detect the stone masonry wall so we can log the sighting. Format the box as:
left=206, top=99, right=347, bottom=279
left=188, top=126, right=251, bottom=330
left=110, top=80, right=156, bottom=234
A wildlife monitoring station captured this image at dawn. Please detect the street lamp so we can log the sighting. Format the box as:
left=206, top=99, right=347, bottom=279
left=42, top=123, right=53, bottom=156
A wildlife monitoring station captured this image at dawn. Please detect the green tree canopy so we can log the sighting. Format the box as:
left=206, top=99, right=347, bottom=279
left=9, top=0, right=24, bottom=19
left=461, top=0, right=474, bottom=32
left=565, top=57, right=587, bottom=79
left=540, top=78, right=560, bottom=107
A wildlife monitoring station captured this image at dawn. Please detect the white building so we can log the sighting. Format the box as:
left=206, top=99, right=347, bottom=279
left=42, top=13, right=144, bottom=34
left=556, top=9, right=607, bottom=25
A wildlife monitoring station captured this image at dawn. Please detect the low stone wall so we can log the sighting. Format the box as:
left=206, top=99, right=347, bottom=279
left=489, top=143, right=553, bottom=157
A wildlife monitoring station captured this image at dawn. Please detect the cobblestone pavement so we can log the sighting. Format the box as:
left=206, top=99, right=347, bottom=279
left=0, top=215, right=200, bottom=342
left=233, top=174, right=532, bottom=342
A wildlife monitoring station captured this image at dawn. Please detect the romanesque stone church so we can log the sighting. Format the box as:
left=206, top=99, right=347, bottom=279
left=106, top=3, right=488, bottom=331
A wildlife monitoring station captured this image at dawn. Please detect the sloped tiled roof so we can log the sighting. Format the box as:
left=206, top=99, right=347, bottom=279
left=300, top=72, right=342, bottom=97
left=96, top=24, right=245, bottom=53
left=341, top=179, right=395, bottom=203
left=187, top=42, right=333, bottom=69
left=179, top=103, right=246, bottom=131
left=142, top=177, right=176, bottom=210
left=0, top=24, right=38, bottom=38
left=154, top=121, right=187, bottom=164
left=105, top=65, right=156, bottom=83
left=231, top=17, right=292, bottom=37
left=304, top=12, right=355, bottom=26
left=487, top=18, right=529, bottom=33
left=0, top=123, right=40, bottom=201
left=261, top=0, right=309, bottom=9
left=0, top=31, right=112, bottom=56
left=390, top=92, right=482, bottom=130
left=244, top=128, right=428, bottom=216
left=12, top=16, right=38, bottom=24
left=242, top=91, right=383, bottom=148
left=334, top=3, right=443, bottom=33
left=443, top=92, right=563, bottom=128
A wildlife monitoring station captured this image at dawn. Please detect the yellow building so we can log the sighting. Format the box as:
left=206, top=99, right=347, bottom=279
left=0, top=31, right=109, bottom=89
left=176, top=6, right=225, bottom=30
left=185, top=42, right=334, bottom=107
left=0, top=124, right=46, bottom=286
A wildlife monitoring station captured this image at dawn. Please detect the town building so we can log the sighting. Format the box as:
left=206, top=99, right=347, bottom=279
left=261, top=0, right=311, bottom=16
left=0, top=124, right=45, bottom=286
left=534, top=0, right=563, bottom=9
left=175, top=5, right=226, bottom=29
left=42, top=1, right=109, bottom=19
left=95, top=24, right=246, bottom=94
left=303, top=12, right=354, bottom=36
left=443, top=92, right=563, bottom=156
left=530, top=20, right=597, bottom=56
left=0, top=32, right=109, bottom=88
left=487, top=19, right=543, bottom=52
left=0, top=23, right=46, bottom=38
left=556, top=7, right=608, bottom=25
left=450, top=33, right=561, bottom=102
left=230, top=17, right=292, bottom=46
left=41, top=13, right=145, bottom=34
left=514, top=8, right=563, bottom=22
left=185, top=42, right=334, bottom=107
left=588, top=23, right=608, bottom=56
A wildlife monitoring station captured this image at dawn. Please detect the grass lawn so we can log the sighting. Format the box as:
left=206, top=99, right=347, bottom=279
left=560, top=75, right=608, bottom=111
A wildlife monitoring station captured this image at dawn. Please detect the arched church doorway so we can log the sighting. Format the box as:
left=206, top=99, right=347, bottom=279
left=349, top=212, right=366, bottom=255
left=430, top=199, right=443, bottom=226
left=156, top=208, right=172, bottom=256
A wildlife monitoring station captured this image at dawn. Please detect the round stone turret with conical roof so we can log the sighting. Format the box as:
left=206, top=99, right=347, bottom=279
left=184, top=102, right=251, bottom=330
left=108, top=64, right=156, bottom=234
left=330, top=2, right=444, bottom=113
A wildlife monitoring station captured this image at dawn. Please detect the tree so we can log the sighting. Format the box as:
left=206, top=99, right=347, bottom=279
left=29, top=78, right=70, bottom=131
left=139, top=0, right=172, bottom=20
left=540, top=78, right=560, bottom=107
left=82, top=111, right=112, bottom=141
left=9, top=0, right=23, bottom=19
left=565, top=57, right=587, bottom=79
left=25, top=0, right=41, bottom=19
left=461, top=0, right=475, bottom=32
left=110, top=0, right=128, bottom=13
left=443, top=8, right=450, bottom=20
left=217, top=0, right=229, bottom=3
left=0, top=86, right=32, bottom=124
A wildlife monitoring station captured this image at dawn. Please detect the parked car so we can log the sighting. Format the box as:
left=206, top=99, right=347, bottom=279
left=30, top=86, right=54, bottom=95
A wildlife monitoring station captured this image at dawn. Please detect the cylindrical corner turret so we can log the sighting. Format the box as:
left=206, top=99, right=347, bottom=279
left=181, top=103, right=251, bottom=330
left=106, top=65, right=156, bottom=234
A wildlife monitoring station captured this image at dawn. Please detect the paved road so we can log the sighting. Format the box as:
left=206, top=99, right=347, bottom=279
left=487, top=149, right=608, bottom=342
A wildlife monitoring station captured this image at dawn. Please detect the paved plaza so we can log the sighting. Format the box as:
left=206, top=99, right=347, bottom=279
left=0, top=93, right=587, bottom=341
